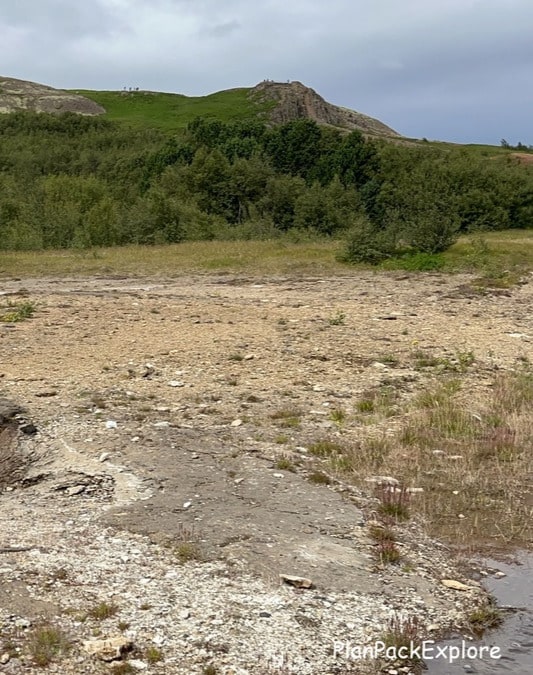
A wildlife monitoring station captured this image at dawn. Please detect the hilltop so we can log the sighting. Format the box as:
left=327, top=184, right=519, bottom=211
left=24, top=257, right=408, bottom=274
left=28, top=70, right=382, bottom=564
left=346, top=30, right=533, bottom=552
left=253, top=80, right=399, bottom=136
left=0, top=74, right=398, bottom=136
left=78, top=80, right=400, bottom=135
left=0, top=76, right=104, bottom=116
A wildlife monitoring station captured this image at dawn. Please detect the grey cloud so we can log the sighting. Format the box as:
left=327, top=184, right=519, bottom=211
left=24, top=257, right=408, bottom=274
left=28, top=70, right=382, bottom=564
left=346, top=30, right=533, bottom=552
left=206, top=21, right=241, bottom=38
left=0, top=0, right=532, bottom=143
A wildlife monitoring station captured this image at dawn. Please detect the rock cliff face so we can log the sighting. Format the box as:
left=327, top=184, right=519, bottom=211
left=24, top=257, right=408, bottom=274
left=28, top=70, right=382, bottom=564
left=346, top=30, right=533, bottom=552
left=0, top=77, right=105, bottom=116
left=252, top=80, right=399, bottom=136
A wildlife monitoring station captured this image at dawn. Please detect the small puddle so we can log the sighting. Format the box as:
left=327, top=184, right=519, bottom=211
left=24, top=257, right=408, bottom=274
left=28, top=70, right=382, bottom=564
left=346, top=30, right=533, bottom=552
left=428, top=551, right=533, bottom=674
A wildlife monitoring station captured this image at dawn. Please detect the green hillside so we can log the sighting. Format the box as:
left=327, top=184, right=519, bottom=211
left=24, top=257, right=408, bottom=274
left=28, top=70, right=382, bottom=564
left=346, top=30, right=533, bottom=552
left=71, top=87, right=274, bottom=131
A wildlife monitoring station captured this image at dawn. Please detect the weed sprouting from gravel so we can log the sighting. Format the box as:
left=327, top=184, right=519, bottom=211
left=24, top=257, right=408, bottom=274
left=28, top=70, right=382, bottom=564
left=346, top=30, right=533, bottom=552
left=270, top=407, right=302, bottom=428
left=376, top=484, right=410, bottom=522
left=275, top=456, right=296, bottom=472
left=145, top=645, right=163, bottom=663
left=28, top=624, right=71, bottom=666
left=467, top=601, right=504, bottom=637
left=307, top=470, right=331, bottom=485
left=88, top=601, right=119, bottom=620
left=0, top=300, right=36, bottom=323
left=111, top=663, right=136, bottom=675
left=380, top=613, right=424, bottom=664
left=307, top=439, right=344, bottom=457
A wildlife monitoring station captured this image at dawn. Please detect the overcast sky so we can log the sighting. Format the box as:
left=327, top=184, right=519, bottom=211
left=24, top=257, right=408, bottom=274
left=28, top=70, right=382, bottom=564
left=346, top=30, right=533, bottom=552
left=2, top=0, right=532, bottom=144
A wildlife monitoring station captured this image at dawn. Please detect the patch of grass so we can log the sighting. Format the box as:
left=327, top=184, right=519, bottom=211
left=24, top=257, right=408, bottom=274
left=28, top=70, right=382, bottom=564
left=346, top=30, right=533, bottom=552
left=307, top=470, right=331, bottom=485
left=413, top=379, right=461, bottom=408
left=145, top=645, right=163, bottom=664
left=336, top=372, right=533, bottom=548
left=368, top=523, right=396, bottom=543
left=380, top=614, right=424, bottom=663
left=270, top=407, right=302, bottom=428
left=355, top=385, right=400, bottom=417
left=275, top=456, right=296, bottom=472
left=176, top=541, right=203, bottom=563
left=467, top=602, right=504, bottom=637
left=411, top=348, right=441, bottom=370
left=28, top=624, right=71, bottom=666
left=0, top=230, right=530, bottom=279
left=73, top=86, right=274, bottom=132
left=376, top=538, right=402, bottom=564
left=87, top=601, right=119, bottom=620
left=0, top=300, right=36, bottom=322
left=111, top=663, right=136, bottom=675
left=376, top=484, right=410, bottom=522
left=329, top=407, right=346, bottom=424
left=381, top=252, right=446, bottom=271
left=356, top=397, right=375, bottom=413
left=0, top=239, right=345, bottom=278
left=376, top=353, right=400, bottom=367
left=492, top=371, right=533, bottom=413
left=411, top=348, right=475, bottom=373
left=445, top=230, right=533, bottom=276
left=328, top=310, right=346, bottom=325
left=307, top=439, right=344, bottom=457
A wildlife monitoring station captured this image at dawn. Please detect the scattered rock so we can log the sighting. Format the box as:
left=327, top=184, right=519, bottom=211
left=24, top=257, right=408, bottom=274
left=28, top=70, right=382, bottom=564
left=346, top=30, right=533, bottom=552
left=441, top=579, right=473, bottom=592
left=365, top=476, right=400, bottom=486
left=66, top=485, right=86, bottom=496
left=280, top=574, right=314, bottom=589
left=83, top=636, right=133, bottom=661
left=19, top=424, right=37, bottom=435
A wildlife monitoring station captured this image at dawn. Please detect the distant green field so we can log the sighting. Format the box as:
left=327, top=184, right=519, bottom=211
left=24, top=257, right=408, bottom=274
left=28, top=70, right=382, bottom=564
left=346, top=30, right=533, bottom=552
left=71, top=87, right=274, bottom=132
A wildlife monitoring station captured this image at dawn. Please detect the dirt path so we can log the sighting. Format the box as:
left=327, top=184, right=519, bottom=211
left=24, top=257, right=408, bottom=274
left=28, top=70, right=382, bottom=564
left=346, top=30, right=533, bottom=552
left=0, top=272, right=531, bottom=673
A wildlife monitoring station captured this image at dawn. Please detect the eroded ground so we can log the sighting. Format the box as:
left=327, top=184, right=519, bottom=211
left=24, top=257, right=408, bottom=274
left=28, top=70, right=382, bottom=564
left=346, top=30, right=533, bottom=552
left=0, top=271, right=531, bottom=674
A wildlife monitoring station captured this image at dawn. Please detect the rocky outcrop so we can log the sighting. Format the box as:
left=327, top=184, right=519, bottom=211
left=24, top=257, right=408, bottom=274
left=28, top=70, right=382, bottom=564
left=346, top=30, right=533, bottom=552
left=0, top=76, right=105, bottom=116
left=251, top=80, right=399, bottom=136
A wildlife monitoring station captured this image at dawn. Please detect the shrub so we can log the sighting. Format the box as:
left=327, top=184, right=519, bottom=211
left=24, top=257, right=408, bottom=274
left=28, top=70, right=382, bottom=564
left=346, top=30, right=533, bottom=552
left=339, top=216, right=396, bottom=264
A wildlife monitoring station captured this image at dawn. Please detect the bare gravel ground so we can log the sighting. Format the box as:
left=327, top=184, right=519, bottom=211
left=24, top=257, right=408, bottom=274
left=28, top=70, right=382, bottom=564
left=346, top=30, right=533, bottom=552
left=0, top=271, right=531, bottom=674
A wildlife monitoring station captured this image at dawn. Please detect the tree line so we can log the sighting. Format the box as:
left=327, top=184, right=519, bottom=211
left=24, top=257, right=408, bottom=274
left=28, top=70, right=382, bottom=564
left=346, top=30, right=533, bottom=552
left=0, top=111, right=532, bottom=259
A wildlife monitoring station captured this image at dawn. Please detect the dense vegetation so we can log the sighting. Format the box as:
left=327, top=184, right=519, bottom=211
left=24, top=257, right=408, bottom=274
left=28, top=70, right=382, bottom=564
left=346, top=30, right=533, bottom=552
left=0, top=111, right=532, bottom=259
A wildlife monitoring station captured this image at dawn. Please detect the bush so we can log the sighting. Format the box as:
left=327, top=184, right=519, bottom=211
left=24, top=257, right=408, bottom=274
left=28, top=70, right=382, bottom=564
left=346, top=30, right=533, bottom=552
left=339, top=217, right=396, bottom=264
left=402, top=207, right=460, bottom=253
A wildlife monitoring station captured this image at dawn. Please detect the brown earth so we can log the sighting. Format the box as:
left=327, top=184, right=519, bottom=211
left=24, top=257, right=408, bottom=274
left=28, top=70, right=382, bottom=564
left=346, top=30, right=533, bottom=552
left=0, top=271, right=531, bottom=673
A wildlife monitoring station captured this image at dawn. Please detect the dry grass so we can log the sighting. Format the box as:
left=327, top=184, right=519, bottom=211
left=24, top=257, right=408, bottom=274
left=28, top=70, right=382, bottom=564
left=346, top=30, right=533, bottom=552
left=332, top=371, right=533, bottom=549
left=0, top=240, right=345, bottom=278
left=28, top=624, right=71, bottom=666
left=0, top=230, right=530, bottom=279
left=87, top=601, right=119, bottom=620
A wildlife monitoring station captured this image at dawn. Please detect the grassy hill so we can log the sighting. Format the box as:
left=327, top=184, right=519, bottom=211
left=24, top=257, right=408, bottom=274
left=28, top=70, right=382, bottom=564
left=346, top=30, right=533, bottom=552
left=70, top=87, right=274, bottom=132
left=71, top=80, right=399, bottom=137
